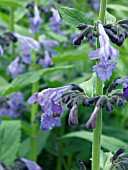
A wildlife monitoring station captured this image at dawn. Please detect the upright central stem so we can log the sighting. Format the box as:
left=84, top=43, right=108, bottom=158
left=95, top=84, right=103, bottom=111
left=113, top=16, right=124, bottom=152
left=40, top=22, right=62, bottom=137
left=30, top=31, right=39, bottom=162
left=91, top=0, right=108, bottom=170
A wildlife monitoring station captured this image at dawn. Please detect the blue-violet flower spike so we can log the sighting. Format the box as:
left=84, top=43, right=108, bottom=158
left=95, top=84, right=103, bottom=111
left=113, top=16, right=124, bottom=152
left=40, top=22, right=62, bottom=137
left=89, top=22, right=119, bottom=82
left=29, top=5, right=43, bottom=33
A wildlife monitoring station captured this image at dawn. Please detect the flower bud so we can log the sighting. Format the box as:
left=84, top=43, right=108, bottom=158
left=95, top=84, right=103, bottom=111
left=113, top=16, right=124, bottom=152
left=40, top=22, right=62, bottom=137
left=73, top=26, right=92, bottom=46
left=118, top=153, right=128, bottom=159
left=119, top=160, right=128, bottom=169
left=71, top=84, right=84, bottom=92
left=86, top=106, right=100, bottom=129
left=117, top=19, right=128, bottom=25
left=87, top=96, right=100, bottom=105
left=105, top=28, right=119, bottom=44
left=82, top=97, right=91, bottom=107
left=116, top=97, right=124, bottom=107
left=106, top=99, right=113, bottom=112
left=76, top=24, right=88, bottom=30
left=111, top=148, right=125, bottom=162
left=103, top=24, right=113, bottom=29
left=68, top=104, right=78, bottom=126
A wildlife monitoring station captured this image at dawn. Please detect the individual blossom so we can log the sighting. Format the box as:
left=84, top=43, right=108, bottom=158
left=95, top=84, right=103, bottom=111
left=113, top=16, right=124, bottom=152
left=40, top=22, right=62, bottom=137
left=29, top=4, right=43, bottom=33
left=89, top=21, right=120, bottom=82
left=49, top=8, right=63, bottom=33
left=0, top=92, right=26, bottom=120
left=37, top=50, right=53, bottom=68
left=7, top=57, right=24, bottom=78
left=14, top=33, right=40, bottom=64
left=92, top=0, right=100, bottom=12
left=28, top=85, right=75, bottom=130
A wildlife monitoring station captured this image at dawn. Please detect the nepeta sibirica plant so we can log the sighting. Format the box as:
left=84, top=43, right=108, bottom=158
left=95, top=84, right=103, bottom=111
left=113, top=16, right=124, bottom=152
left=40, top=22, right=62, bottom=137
left=1, top=0, right=128, bottom=170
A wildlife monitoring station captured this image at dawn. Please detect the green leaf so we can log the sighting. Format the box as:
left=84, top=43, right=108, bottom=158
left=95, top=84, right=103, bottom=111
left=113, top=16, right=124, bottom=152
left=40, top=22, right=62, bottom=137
left=100, top=150, right=113, bottom=170
left=105, top=11, right=116, bottom=25
left=19, top=130, right=50, bottom=158
left=0, top=65, right=73, bottom=96
left=61, top=131, right=128, bottom=153
left=79, top=73, right=96, bottom=97
left=53, top=44, right=91, bottom=63
left=0, top=0, right=22, bottom=7
left=0, top=121, right=21, bottom=165
left=58, top=7, right=94, bottom=27
left=0, top=77, right=11, bottom=97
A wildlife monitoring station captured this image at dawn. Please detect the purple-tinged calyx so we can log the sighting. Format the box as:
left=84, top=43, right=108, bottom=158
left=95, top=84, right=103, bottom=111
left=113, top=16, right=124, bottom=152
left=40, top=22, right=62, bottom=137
left=68, top=104, right=78, bottom=126
left=29, top=4, right=43, bottom=33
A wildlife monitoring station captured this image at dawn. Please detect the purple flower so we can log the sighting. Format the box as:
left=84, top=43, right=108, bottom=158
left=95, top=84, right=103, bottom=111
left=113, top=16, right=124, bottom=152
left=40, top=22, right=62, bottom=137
left=28, top=85, right=73, bottom=130
left=115, top=77, right=128, bottom=98
left=93, top=60, right=116, bottom=82
left=70, top=32, right=79, bottom=42
left=41, top=39, right=59, bottom=55
left=20, top=158, right=42, bottom=170
left=0, top=45, right=4, bottom=56
left=89, top=22, right=120, bottom=82
left=7, top=57, right=24, bottom=78
left=38, top=50, right=53, bottom=68
left=86, top=106, right=100, bottom=129
left=49, top=8, right=63, bottom=33
left=29, top=5, right=43, bottom=33
left=14, top=33, right=40, bottom=64
left=0, top=92, right=26, bottom=120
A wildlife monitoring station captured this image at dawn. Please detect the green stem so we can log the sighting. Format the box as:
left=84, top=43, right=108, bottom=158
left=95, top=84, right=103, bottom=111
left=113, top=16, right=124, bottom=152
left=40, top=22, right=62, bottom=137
left=10, top=7, right=15, bottom=57
left=30, top=32, right=39, bottom=162
left=91, top=0, right=108, bottom=170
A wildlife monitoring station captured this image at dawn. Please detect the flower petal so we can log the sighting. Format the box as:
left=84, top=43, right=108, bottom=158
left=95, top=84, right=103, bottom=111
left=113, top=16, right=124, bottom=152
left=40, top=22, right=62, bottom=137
left=40, top=112, right=61, bottom=130
left=93, top=60, right=116, bottom=82
left=28, top=93, right=39, bottom=104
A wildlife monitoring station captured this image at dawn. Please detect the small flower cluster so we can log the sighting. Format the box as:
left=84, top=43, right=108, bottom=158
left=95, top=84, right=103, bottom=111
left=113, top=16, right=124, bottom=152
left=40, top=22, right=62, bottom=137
left=73, top=19, right=128, bottom=82
left=28, top=76, right=128, bottom=131
left=110, top=148, right=128, bottom=170
left=0, top=92, right=26, bottom=122
left=7, top=33, right=40, bottom=78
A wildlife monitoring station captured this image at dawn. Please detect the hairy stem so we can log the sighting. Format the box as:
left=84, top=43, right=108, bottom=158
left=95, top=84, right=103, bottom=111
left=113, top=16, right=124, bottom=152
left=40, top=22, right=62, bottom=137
left=91, top=0, right=108, bottom=170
